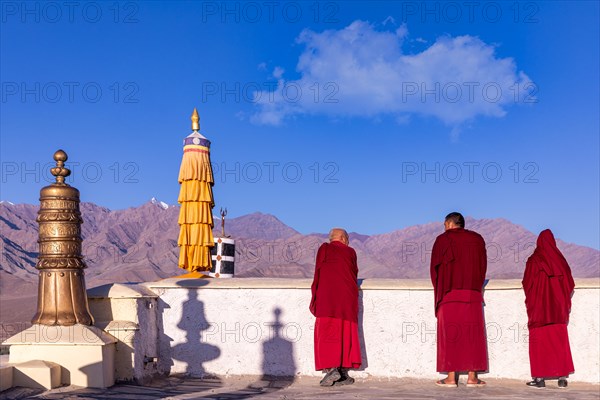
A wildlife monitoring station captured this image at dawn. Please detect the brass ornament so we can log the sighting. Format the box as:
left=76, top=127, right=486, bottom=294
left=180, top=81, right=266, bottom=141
left=219, top=208, right=231, bottom=238
left=191, top=108, right=200, bottom=131
left=31, top=150, right=94, bottom=326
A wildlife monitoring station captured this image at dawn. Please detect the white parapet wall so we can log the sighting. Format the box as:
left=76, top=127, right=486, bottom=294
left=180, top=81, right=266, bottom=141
left=145, top=278, right=599, bottom=383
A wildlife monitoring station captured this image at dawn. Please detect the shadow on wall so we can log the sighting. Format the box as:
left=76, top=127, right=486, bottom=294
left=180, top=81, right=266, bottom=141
left=261, top=307, right=297, bottom=378
left=170, top=287, right=221, bottom=377
left=189, top=307, right=296, bottom=399
left=156, top=279, right=295, bottom=398
left=358, top=290, right=369, bottom=371
left=482, top=278, right=490, bottom=374
left=156, top=279, right=217, bottom=377
left=156, top=296, right=174, bottom=376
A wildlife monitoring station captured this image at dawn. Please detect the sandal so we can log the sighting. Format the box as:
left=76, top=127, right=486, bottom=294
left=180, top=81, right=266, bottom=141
left=466, top=379, right=486, bottom=388
left=334, top=376, right=355, bottom=386
left=334, top=369, right=355, bottom=386
left=435, top=378, right=458, bottom=388
left=319, top=368, right=341, bottom=387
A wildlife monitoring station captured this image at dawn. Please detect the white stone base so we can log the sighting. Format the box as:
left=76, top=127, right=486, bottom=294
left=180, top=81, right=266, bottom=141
left=88, top=283, right=159, bottom=383
left=3, top=324, right=117, bottom=388
left=0, top=363, right=14, bottom=391
left=12, top=360, right=61, bottom=390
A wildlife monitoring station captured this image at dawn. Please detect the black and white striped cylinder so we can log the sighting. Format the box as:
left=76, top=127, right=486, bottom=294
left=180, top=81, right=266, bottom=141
left=209, top=237, right=235, bottom=278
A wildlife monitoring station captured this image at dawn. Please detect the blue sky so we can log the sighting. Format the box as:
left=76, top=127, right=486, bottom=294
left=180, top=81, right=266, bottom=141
left=1, top=1, right=599, bottom=249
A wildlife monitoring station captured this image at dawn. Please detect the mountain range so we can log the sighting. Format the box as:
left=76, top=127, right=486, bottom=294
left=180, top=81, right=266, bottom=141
left=2, top=199, right=599, bottom=284
left=1, top=199, right=598, bottom=326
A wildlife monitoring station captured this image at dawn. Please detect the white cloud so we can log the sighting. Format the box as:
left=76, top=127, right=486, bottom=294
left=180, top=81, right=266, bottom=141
left=395, top=23, right=408, bottom=39
left=272, top=66, right=285, bottom=79
left=250, top=21, right=535, bottom=129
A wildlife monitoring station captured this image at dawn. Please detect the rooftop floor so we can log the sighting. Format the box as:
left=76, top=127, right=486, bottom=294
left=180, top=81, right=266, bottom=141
left=1, top=375, right=599, bottom=400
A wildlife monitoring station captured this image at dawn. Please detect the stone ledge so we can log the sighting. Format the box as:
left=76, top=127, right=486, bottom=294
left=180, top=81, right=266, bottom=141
left=3, top=376, right=600, bottom=399
left=88, top=283, right=158, bottom=299
left=2, top=324, right=117, bottom=346
left=145, top=277, right=599, bottom=291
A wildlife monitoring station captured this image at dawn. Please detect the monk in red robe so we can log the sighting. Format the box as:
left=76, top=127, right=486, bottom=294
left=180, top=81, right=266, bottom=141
left=310, top=228, right=361, bottom=386
left=430, top=212, right=488, bottom=388
left=522, top=229, right=575, bottom=389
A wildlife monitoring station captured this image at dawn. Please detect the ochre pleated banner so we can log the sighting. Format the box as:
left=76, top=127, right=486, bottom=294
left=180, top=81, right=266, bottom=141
left=177, top=136, right=215, bottom=272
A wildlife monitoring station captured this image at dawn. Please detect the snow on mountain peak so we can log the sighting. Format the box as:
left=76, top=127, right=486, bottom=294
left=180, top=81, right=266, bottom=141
left=150, top=197, right=169, bottom=210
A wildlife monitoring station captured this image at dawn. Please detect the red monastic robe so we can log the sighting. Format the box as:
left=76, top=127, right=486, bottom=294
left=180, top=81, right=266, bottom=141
left=430, top=227, right=488, bottom=372
left=523, top=229, right=575, bottom=377
left=310, top=241, right=361, bottom=370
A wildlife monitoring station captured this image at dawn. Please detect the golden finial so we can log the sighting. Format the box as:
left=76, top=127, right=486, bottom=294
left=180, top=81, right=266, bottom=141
left=50, top=149, right=71, bottom=185
left=191, top=108, right=200, bottom=131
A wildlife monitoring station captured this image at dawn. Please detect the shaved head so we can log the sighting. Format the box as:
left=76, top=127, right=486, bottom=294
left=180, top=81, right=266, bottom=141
left=329, top=228, right=349, bottom=244
left=444, top=212, right=465, bottom=230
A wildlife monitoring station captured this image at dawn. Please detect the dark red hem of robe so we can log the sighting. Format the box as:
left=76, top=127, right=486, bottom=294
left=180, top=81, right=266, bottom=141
left=314, top=317, right=362, bottom=370
left=529, top=324, right=574, bottom=378
left=436, top=290, right=488, bottom=372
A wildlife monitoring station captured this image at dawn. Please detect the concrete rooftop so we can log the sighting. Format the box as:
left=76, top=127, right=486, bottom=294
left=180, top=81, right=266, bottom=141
left=1, top=375, right=598, bottom=400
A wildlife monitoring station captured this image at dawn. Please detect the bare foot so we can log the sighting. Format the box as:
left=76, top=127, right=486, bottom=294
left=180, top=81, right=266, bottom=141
left=466, top=379, right=486, bottom=387
left=436, top=378, right=458, bottom=387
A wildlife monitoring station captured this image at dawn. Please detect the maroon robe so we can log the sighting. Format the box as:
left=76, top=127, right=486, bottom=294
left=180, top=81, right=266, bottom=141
left=523, top=229, right=575, bottom=377
left=430, top=227, right=488, bottom=372
left=310, top=241, right=361, bottom=370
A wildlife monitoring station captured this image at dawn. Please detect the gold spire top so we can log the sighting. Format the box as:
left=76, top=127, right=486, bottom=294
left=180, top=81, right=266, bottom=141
left=50, top=149, right=71, bottom=185
left=191, top=108, right=200, bottom=131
